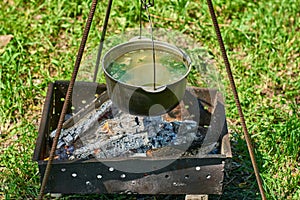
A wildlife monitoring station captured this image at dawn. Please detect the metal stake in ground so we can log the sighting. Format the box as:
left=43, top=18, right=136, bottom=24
left=206, top=0, right=267, bottom=199
left=37, top=0, right=103, bottom=199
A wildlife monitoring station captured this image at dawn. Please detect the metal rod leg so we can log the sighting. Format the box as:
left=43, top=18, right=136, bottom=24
left=38, top=0, right=99, bottom=199
left=93, top=0, right=114, bottom=82
left=205, top=0, right=266, bottom=199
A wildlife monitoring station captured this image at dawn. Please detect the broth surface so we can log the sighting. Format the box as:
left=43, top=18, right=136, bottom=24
left=107, top=49, right=187, bottom=89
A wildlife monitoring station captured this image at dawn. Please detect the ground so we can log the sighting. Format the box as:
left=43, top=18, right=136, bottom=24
left=0, top=0, right=299, bottom=199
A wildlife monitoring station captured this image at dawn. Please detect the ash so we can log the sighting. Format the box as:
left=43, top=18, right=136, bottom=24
left=50, top=100, right=213, bottom=161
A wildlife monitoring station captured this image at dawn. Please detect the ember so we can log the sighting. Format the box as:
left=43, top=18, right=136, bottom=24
left=55, top=145, right=75, bottom=160
left=49, top=95, right=216, bottom=161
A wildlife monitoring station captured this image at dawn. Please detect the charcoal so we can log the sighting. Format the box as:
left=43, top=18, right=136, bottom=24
left=67, top=145, right=74, bottom=153
left=57, top=140, right=66, bottom=149
left=63, top=134, right=73, bottom=145
left=54, top=144, right=75, bottom=160
left=64, top=114, right=73, bottom=121
left=95, top=109, right=145, bottom=135
left=177, top=120, right=198, bottom=135
left=73, top=132, right=148, bottom=159
left=50, top=100, right=113, bottom=147
left=143, top=116, right=163, bottom=138
left=52, top=98, right=217, bottom=160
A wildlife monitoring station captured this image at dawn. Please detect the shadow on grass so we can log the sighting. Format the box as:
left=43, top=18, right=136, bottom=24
left=210, top=131, right=262, bottom=200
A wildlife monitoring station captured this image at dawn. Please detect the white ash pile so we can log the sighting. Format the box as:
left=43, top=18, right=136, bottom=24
left=49, top=99, right=213, bottom=161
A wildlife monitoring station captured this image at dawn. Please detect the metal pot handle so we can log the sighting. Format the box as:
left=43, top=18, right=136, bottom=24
left=141, top=85, right=167, bottom=93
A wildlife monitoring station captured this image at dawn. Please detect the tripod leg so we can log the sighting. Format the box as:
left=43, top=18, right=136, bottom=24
left=93, top=0, right=114, bottom=82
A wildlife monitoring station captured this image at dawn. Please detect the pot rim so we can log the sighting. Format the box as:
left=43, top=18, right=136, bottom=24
left=102, top=38, right=192, bottom=90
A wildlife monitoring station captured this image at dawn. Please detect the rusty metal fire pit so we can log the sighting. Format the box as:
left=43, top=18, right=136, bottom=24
left=33, top=80, right=231, bottom=195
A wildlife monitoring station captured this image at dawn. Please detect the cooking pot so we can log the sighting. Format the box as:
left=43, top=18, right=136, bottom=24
left=102, top=38, right=191, bottom=116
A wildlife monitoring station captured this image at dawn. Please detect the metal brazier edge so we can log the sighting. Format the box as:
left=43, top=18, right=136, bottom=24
left=33, top=81, right=231, bottom=195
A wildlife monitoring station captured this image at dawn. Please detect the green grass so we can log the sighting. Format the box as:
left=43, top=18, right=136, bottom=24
left=1, top=0, right=299, bottom=199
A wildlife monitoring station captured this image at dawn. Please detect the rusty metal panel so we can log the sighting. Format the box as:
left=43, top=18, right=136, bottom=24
left=103, top=164, right=224, bottom=194
left=38, top=158, right=224, bottom=194
left=33, top=82, right=54, bottom=161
